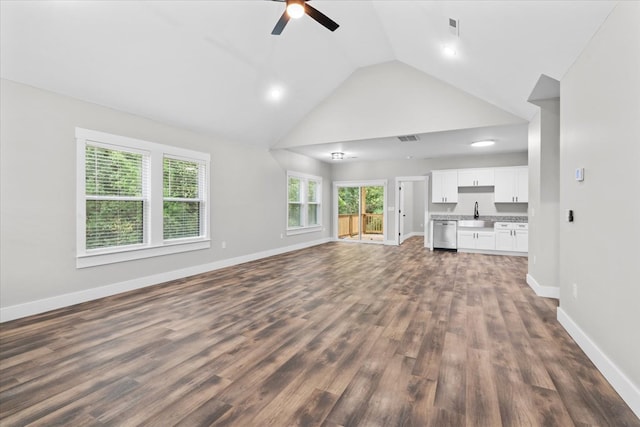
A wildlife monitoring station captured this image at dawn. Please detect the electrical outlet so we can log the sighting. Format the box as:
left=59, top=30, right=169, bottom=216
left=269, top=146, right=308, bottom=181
left=221, top=241, right=227, bottom=249
left=572, top=283, right=578, bottom=299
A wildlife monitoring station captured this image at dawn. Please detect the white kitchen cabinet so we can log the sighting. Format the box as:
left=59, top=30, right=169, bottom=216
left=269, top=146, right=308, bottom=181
left=495, top=229, right=514, bottom=250
left=458, top=168, right=495, bottom=187
left=476, top=232, right=496, bottom=250
left=457, top=230, right=495, bottom=250
left=494, top=166, right=528, bottom=203
left=515, top=229, right=529, bottom=252
left=494, top=222, right=528, bottom=252
left=432, top=170, right=458, bottom=203
left=457, top=231, right=475, bottom=249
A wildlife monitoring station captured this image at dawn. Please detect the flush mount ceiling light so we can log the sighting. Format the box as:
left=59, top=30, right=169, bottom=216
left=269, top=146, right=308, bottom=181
left=471, top=140, right=495, bottom=147
left=267, top=85, right=284, bottom=102
left=331, top=152, right=344, bottom=160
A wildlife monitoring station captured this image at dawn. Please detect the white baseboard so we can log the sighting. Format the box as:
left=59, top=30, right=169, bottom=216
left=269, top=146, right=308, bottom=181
left=526, top=273, right=560, bottom=299
left=557, top=307, right=640, bottom=419
left=0, top=238, right=332, bottom=323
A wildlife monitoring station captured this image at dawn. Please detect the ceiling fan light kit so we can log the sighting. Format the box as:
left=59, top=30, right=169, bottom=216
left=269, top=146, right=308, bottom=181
left=286, top=0, right=305, bottom=19
left=271, top=0, right=339, bottom=35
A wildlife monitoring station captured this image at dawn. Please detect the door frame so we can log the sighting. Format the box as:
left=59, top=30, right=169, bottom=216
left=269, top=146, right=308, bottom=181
left=333, top=180, right=388, bottom=244
left=394, top=176, right=429, bottom=247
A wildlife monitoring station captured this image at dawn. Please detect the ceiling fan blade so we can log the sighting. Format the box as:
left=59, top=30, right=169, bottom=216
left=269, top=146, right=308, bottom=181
left=271, top=10, right=290, bottom=35
left=305, top=3, right=339, bottom=32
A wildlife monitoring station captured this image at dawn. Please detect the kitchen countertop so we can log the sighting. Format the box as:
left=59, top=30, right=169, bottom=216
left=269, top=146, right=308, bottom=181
left=430, top=215, right=528, bottom=223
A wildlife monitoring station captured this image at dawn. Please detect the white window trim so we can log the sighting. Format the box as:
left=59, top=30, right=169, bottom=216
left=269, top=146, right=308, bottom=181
left=76, top=128, right=210, bottom=268
left=286, top=171, right=322, bottom=236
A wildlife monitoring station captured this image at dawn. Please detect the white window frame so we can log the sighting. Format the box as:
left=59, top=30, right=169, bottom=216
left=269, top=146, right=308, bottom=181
left=162, top=154, right=207, bottom=242
left=286, top=171, right=322, bottom=235
left=76, top=128, right=210, bottom=268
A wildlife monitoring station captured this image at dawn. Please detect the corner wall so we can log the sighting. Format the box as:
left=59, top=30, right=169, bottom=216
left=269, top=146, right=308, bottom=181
left=0, top=79, right=331, bottom=320
left=559, top=2, right=640, bottom=415
left=527, top=101, right=560, bottom=298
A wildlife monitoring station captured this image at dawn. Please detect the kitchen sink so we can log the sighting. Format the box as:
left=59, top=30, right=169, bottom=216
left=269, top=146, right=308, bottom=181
left=457, top=220, right=494, bottom=228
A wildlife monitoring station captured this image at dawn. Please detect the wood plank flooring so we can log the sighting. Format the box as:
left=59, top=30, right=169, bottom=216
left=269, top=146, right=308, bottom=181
left=1, top=237, right=638, bottom=426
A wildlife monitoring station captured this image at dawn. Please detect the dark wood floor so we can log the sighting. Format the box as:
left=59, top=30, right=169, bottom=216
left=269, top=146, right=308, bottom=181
left=1, top=237, right=638, bottom=426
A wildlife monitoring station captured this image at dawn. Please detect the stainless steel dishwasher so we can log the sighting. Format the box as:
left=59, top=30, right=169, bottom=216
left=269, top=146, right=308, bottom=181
left=433, top=220, right=457, bottom=250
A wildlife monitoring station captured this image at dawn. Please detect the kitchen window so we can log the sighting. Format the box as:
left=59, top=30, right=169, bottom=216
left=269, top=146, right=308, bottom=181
left=76, top=128, right=210, bottom=268
left=287, top=171, right=322, bottom=234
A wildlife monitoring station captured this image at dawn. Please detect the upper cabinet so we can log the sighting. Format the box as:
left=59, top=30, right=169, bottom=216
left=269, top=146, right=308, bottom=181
left=494, top=166, right=528, bottom=203
left=458, top=168, right=495, bottom=187
left=432, top=170, right=458, bottom=203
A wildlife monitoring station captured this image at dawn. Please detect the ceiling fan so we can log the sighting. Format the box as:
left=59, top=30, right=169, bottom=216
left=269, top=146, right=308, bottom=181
left=270, top=0, right=339, bottom=35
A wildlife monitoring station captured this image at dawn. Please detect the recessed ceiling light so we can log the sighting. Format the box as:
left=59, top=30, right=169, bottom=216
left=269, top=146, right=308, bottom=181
left=286, top=1, right=305, bottom=19
left=331, top=152, right=344, bottom=160
left=471, top=140, right=495, bottom=147
left=267, top=85, right=284, bottom=102
left=443, top=45, right=457, bottom=57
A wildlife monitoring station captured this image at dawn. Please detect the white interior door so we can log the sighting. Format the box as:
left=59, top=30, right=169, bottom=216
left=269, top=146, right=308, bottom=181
left=395, top=176, right=428, bottom=246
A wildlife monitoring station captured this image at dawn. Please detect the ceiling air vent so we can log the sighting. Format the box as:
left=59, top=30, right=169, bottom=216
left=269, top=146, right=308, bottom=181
left=397, top=135, right=420, bottom=142
left=449, top=18, right=459, bottom=37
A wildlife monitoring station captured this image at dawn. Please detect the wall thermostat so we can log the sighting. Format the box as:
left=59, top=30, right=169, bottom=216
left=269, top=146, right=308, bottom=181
left=575, top=167, right=584, bottom=182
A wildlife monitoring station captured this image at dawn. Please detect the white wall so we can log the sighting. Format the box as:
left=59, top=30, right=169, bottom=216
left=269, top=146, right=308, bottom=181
left=275, top=61, right=525, bottom=148
left=0, top=79, right=331, bottom=316
left=559, top=1, right=640, bottom=413
left=527, top=102, right=560, bottom=296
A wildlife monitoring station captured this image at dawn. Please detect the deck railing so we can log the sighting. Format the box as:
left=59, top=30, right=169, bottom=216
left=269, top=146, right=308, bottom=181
left=338, top=214, right=383, bottom=237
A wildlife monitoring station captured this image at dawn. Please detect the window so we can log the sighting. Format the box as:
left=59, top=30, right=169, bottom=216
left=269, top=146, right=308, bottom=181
left=77, top=128, right=210, bottom=268
left=163, top=156, right=205, bottom=240
left=85, top=144, right=148, bottom=250
left=287, top=171, right=322, bottom=234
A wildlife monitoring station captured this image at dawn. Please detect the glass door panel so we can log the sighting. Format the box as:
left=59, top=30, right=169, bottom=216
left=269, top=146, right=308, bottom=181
left=338, top=186, right=361, bottom=240
left=337, top=185, right=384, bottom=242
left=362, top=185, right=384, bottom=241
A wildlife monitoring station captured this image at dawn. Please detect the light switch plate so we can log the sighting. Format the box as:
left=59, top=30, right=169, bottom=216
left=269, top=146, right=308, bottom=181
left=575, top=167, right=584, bottom=181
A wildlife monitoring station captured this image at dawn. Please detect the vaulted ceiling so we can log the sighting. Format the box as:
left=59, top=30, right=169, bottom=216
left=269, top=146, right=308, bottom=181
left=0, top=1, right=616, bottom=161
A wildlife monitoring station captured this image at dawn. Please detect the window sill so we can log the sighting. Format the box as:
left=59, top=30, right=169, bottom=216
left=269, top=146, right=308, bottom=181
left=286, top=226, right=322, bottom=236
left=76, top=238, right=211, bottom=268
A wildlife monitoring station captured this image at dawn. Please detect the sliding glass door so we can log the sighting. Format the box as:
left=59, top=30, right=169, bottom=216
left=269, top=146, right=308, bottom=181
left=335, top=182, right=385, bottom=243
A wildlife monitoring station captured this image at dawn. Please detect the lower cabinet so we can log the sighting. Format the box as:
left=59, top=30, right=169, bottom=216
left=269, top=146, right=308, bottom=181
left=494, top=222, right=528, bottom=252
left=457, top=231, right=495, bottom=250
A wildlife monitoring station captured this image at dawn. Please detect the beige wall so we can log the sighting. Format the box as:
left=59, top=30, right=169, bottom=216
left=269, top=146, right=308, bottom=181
left=560, top=0, right=640, bottom=391
left=0, top=79, right=331, bottom=310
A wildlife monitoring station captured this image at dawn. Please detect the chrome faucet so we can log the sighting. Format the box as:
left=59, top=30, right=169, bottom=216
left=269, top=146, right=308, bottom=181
left=474, top=201, right=479, bottom=219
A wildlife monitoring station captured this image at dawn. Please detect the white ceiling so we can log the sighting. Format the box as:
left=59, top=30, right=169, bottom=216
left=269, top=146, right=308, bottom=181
left=287, top=124, right=528, bottom=163
left=0, top=1, right=617, bottom=162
